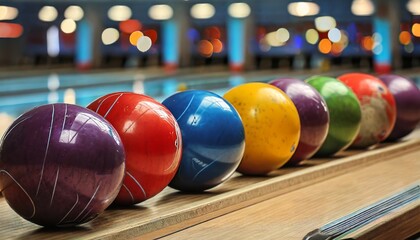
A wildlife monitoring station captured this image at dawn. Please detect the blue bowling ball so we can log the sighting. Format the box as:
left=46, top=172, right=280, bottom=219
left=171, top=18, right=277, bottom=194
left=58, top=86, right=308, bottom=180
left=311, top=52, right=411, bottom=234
left=162, top=90, right=245, bottom=192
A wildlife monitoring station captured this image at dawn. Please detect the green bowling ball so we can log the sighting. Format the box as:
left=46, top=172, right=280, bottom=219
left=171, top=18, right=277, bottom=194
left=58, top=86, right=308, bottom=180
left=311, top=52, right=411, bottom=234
left=306, top=76, right=362, bottom=157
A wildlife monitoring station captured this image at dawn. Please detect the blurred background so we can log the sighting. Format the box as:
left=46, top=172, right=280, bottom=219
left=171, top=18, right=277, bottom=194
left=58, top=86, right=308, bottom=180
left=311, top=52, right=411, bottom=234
left=0, top=0, right=419, bottom=134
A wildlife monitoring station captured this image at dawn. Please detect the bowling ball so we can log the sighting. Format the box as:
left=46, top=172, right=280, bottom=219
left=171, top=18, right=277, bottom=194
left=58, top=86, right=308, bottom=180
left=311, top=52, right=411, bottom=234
left=378, top=74, right=420, bottom=141
left=0, top=104, right=125, bottom=227
left=338, top=73, right=396, bottom=148
left=306, top=76, right=361, bottom=156
left=162, top=90, right=245, bottom=192
left=87, top=92, right=182, bottom=205
left=223, top=82, right=300, bottom=175
left=270, top=78, right=329, bottom=165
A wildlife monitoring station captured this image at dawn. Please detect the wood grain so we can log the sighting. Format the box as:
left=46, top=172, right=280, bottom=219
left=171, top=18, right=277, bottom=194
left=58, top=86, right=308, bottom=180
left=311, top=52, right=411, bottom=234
left=0, top=137, right=419, bottom=239
left=161, top=146, right=420, bottom=240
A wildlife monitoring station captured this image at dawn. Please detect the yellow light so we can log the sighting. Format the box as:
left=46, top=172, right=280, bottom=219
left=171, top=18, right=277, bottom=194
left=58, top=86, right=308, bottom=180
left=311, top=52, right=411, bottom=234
left=0, top=6, right=18, bottom=20
left=64, top=5, right=84, bottom=21
left=265, top=31, right=285, bottom=47
left=412, top=23, right=420, bottom=37
left=288, top=2, right=319, bottom=17
left=102, top=28, right=120, bottom=45
left=60, top=19, right=77, bottom=34
left=228, top=3, right=251, bottom=18
left=315, top=16, right=336, bottom=32
left=305, top=29, right=319, bottom=44
left=39, top=6, right=58, bottom=22
left=148, top=4, right=173, bottom=20
left=108, top=5, right=132, bottom=21
left=351, top=0, right=375, bottom=16
left=276, top=28, right=290, bottom=43
left=191, top=3, right=215, bottom=19
left=130, top=31, right=143, bottom=46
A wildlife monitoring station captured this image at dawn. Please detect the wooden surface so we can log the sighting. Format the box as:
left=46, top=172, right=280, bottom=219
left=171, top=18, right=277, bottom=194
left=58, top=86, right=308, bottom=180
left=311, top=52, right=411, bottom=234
left=161, top=146, right=420, bottom=240
left=0, top=136, right=419, bottom=239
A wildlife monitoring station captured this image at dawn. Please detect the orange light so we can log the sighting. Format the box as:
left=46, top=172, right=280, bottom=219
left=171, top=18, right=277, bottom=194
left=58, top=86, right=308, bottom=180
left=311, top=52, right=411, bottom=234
left=211, top=39, right=223, bottom=53
left=412, top=23, right=420, bottom=37
left=129, top=31, right=143, bottom=46
left=143, top=29, right=157, bottom=44
left=399, top=31, right=411, bottom=45
left=318, top=39, right=332, bottom=54
left=0, top=22, right=23, bottom=38
left=331, top=42, right=344, bottom=55
left=198, top=40, right=213, bottom=57
left=362, top=36, right=374, bottom=51
left=119, top=19, right=141, bottom=34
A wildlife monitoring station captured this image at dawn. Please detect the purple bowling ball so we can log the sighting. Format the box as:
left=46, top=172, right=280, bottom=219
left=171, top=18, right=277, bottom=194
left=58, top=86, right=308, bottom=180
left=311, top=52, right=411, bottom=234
left=0, top=103, right=125, bottom=227
left=378, top=74, right=420, bottom=141
left=270, top=78, right=329, bottom=165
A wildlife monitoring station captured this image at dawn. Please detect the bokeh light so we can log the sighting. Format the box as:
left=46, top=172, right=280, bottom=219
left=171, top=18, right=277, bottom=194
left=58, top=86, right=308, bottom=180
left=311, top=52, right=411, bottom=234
left=60, top=19, right=77, bottom=34
left=399, top=31, right=411, bottom=45
left=148, top=4, right=173, bottom=20
left=315, top=16, right=336, bottom=32
left=119, top=19, right=142, bottom=34
left=191, top=3, right=215, bottom=19
left=64, top=88, right=76, bottom=104
left=318, top=38, right=332, bottom=54
left=39, top=6, right=58, bottom=22
left=137, top=36, right=152, bottom=52
left=407, top=0, right=420, bottom=15
left=276, top=28, right=290, bottom=43
left=64, top=5, right=84, bottom=21
left=0, top=23, right=23, bottom=38
left=130, top=31, right=143, bottom=46
left=228, top=3, right=251, bottom=18
left=265, top=31, right=286, bottom=47
left=328, top=28, right=341, bottom=43
left=102, top=28, right=120, bottom=45
left=108, top=5, right=132, bottom=21
left=305, top=29, right=319, bottom=44
left=411, top=23, right=420, bottom=37
left=143, top=29, right=158, bottom=44
left=211, top=39, right=223, bottom=53
left=351, top=0, right=375, bottom=16
left=331, top=42, right=344, bottom=55
left=0, top=6, right=18, bottom=20
left=362, top=36, right=374, bottom=51
left=198, top=39, right=213, bottom=57
left=288, top=2, right=319, bottom=17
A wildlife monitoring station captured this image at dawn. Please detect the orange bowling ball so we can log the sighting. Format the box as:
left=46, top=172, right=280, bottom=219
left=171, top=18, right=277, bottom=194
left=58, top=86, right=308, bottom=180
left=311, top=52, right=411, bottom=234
left=223, top=82, right=300, bottom=175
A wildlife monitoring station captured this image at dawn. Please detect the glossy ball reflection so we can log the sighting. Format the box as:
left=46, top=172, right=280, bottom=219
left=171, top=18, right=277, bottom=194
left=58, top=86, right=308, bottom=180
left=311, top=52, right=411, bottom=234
left=163, top=90, right=245, bottom=192
left=338, top=73, right=396, bottom=148
left=270, top=78, right=329, bottom=165
left=306, top=76, right=362, bottom=156
left=379, top=74, right=420, bottom=141
left=224, top=83, right=300, bottom=175
left=87, top=92, right=182, bottom=205
left=0, top=104, right=125, bottom=227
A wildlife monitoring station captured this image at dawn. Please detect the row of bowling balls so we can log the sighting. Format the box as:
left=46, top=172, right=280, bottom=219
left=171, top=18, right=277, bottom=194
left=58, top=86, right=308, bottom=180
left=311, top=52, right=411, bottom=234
left=0, top=73, right=419, bottom=227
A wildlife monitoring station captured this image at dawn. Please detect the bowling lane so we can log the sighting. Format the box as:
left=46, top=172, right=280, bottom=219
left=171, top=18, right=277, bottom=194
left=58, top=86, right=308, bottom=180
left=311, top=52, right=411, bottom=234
left=159, top=145, right=420, bottom=240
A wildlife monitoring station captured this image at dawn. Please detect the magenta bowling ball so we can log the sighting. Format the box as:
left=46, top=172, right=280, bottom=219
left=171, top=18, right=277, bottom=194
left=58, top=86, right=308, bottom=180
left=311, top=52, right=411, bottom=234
left=270, top=78, right=329, bottom=165
left=0, top=104, right=125, bottom=227
left=378, top=74, right=420, bottom=141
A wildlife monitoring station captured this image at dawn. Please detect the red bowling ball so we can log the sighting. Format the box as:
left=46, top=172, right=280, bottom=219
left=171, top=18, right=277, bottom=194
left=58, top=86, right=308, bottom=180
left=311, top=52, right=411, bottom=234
left=338, top=73, right=396, bottom=148
left=87, top=92, right=182, bottom=205
left=378, top=74, right=420, bottom=141
left=270, top=78, right=329, bottom=165
left=0, top=104, right=125, bottom=227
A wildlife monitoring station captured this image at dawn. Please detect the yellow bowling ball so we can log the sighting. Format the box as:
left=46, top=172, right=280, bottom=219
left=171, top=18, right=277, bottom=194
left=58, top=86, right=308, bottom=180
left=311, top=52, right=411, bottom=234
left=224, top=82, right=300, bottom=175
